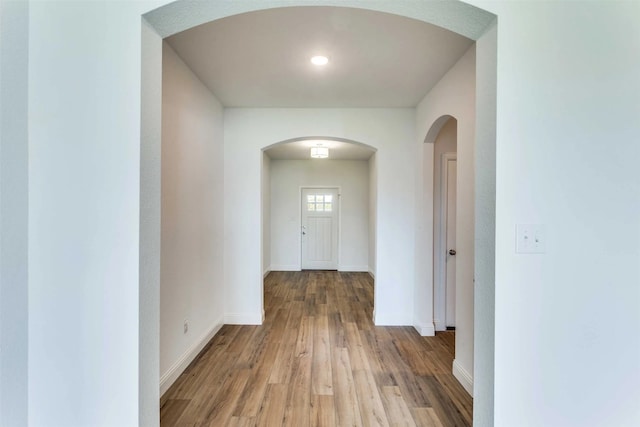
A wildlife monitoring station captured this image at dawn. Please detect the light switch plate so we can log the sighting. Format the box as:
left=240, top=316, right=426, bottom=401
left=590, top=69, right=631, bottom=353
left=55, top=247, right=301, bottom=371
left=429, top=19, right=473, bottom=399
left=516, top=224, right=546, bottom=254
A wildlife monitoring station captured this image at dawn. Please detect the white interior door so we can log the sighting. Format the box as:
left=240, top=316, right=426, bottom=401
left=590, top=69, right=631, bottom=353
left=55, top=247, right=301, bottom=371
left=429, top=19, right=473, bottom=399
left=301, top=188, right=338, bottom=270
left=445, top=158, right=457, bottom=327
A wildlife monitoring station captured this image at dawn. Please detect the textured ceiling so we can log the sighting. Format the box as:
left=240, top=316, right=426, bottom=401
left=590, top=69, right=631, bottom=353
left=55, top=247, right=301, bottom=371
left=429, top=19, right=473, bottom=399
left=166, top=6, right=474, bottom=108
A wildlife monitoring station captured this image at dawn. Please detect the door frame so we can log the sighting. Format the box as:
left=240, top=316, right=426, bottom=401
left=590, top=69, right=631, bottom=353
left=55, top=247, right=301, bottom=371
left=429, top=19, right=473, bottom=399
left=435, top=152, right=457, bottom=331
left=299, top=186, right=341, bottom=270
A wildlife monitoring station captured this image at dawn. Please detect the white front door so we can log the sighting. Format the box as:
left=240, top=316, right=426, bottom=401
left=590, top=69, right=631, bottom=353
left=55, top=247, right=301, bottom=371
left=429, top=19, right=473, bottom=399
left=445, top=158, right=457, bottom=327
left=301, top=188, right=339, bottom=270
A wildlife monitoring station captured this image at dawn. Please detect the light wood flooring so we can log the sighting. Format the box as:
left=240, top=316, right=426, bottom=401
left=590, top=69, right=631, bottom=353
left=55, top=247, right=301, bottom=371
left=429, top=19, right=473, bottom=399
left=160, top=271, right=472, bottom=426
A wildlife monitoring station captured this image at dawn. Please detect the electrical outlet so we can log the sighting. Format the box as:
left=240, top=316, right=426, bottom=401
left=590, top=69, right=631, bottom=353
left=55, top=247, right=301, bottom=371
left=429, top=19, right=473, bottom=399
left=183, top=320, right=189, bottom=334
left=516, top=224, right=546, bottom=254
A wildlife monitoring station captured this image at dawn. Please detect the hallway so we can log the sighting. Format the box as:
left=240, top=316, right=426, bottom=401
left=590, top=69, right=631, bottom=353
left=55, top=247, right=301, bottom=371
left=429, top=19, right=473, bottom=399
left=160, top=271, right=472, bottom=426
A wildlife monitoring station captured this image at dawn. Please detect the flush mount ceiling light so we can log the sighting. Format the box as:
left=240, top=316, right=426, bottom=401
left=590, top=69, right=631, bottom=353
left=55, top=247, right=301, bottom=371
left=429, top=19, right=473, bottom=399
left=310, top=55, right=329, bottom=66
left=310, top=146, right=329, bottom=159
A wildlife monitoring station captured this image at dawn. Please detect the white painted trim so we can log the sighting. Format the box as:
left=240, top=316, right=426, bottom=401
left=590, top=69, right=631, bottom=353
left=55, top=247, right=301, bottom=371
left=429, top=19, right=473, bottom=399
left=263, top=268, right=271, bottom=278
left=413, top=322, right=436, bottom=337
left=435, top=152, right=457, bottom=329
left=269, top=265, right=300, bottom=272
left=338, top=265, right=369, bottom=272
left=452, top=359, right=474, bottom=396
left=224, top=312, right=263, bottom=325
left=368, top=270, right=375, bottom=279
left=160, top=319, right=223, bottom=397
left=434, top=318, right=446, bottom=332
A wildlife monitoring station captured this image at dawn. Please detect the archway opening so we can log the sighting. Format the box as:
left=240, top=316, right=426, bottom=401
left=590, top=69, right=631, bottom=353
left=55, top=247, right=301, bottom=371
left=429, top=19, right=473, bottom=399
left=261, top=136, right=377, bottom=323
left=425, top=115, right=475, bottom=397
left=262, top=139, right=377, bottom=267
left=141, top=3, right=497, bottom=425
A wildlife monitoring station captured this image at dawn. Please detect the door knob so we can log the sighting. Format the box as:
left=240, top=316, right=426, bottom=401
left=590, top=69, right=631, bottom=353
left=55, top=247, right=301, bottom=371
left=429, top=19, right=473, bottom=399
left=449, top=249, right=456, bottom=255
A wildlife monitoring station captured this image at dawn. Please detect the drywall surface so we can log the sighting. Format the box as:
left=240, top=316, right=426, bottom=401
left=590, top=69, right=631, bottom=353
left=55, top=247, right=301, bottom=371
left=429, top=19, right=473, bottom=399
left=468, top=1, right=640, bottom=426
left=368, top=153, right=377, bottom=277
left=160, top=43, right=225, bottom=394
left=140, top=18, right=163, bottom=426
left=262, top=153, right=271, bottom=276
left=27, top=1, right=169, bottom=425
left=0, top=1, right=29, bottom=425
left=225, top=108, right=415, bottom=325
left=431, top=118, right=457, bottom=332
left=472, top=21, right=497, bottom=427
left=416, top=47, right=476, bottom=390
left=269, top=159, right=369, bottom=271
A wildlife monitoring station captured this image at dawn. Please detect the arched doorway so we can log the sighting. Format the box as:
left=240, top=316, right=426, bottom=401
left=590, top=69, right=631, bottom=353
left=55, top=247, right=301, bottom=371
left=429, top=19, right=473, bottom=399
left=140, top=3, right=497, bottom=425
left=261, top=137, right=377, bottom=320
left=424, top=114, right=474, bottom=396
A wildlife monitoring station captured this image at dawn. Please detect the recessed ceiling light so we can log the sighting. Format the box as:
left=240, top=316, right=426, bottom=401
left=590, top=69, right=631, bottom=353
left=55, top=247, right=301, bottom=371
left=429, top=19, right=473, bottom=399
left=310, top=55, right=329, bottom=66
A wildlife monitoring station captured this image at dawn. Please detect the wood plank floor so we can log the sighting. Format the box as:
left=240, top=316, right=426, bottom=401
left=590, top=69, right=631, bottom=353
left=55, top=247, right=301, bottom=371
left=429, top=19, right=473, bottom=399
left=160, top=271, right=472, bottom=426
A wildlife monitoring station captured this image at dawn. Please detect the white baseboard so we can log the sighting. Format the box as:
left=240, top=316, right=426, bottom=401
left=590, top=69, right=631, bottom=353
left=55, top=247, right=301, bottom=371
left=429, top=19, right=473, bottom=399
left=434, top=319, right=446, bottom=331
left=263, top=269, right=271, bottom=278
left=452, top=359, right=474, bottom=396
left=368, top=270, right=375, bottom=279
left=160, top=319, right=223, bottom=397
left=269, top=265, right=300, bottom=271
left=413, top=322, right=435, bottom=336
left=338, top=265, right=369, bottom=272
left=224, top=312, right=263, bottom=325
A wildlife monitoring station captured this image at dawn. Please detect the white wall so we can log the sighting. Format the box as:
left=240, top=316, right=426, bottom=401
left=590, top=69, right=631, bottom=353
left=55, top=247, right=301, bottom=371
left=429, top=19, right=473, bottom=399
left=225, top=108, right=415, bottom=326
left=368, top=153, right=377, bottom=278
left=27, top=2, right=169, bottom=425
left=262, top=152, right=271, bottom=276
left=0, top=1, right=28, bottom=425
left=269, top=159, right=369, bottom=272
left=469, top=1, right=640, bottom=425
left=431, top=118, right=457, bottom=332
left=415, top=47, right=476, bottom=395
left=473, top=22, right=497, bottom=426
left=140, top=19, right=163, bottom=426
left=159, top=43, right=225, bottom=395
